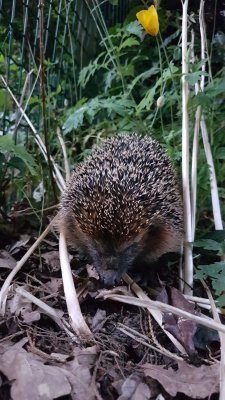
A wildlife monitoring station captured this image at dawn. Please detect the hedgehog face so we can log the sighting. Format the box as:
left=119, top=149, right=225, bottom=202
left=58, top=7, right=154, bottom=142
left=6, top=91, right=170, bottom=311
left=87, top=239, right=140, bottom=288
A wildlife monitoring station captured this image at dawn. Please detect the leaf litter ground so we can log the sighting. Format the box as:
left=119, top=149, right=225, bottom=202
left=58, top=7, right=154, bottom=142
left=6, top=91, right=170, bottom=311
left=0, top=231, right=221, bottom=400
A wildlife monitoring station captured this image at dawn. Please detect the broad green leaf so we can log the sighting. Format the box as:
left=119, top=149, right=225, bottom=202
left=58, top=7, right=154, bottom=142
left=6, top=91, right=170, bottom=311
left=195, top=261, right=225, bottom=279
left=13, top=145, right=38, bottom=175
left=194, top=239, right=225, bottom=255
left=0, top=134, right=15, bottom=152
left=185, top=71, right=209, bottom=86
left=0, top=135, right=37, bottom=175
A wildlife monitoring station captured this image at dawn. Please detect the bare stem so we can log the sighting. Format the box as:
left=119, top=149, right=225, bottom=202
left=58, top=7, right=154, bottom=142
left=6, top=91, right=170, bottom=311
left=59, top=231, right=92, bottom=338
left=181, top=0, right=193, bottom=294
left=38, top=0, right=58, bottom=202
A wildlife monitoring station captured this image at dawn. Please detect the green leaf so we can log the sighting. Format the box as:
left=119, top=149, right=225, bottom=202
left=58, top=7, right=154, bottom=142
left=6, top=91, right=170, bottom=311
left=194, top=239, right=225, bottom=255
left=195, top=261, right=225, bottom=280
left=0, top=135, right=37, bottom=175
left=193, top=92, right=211, bottom=107
left=78, top=53, right=104, bottom=87
left=119, top=37, right=139, bottom=50
left=215, top=147, right=225, bottom=159
left=137, top=87, right=156, bottom=114
left=0, top=89, right=13, bottom=112
left=127, top=67, right=159, bottom=94
left=215, top=294, right=225, bottom=307
left=126, top=21, right=144, bottom=40
left=104, top=69, right=117, bottom=91
left=185, top=71, right=209, bottom=86
left=63, top=104, right=89, bottom=133
left=0, top=134, right=15, bottom=152
left=120, top=63, right=134, bottom=78
left=13, top=145, right=38, bottom=175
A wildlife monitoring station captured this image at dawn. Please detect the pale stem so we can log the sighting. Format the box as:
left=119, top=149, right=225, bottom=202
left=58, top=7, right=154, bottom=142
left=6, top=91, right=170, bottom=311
left=15, top=287, right=75, bottom=338
left=190, top=30, right=200, bottom=240
left=123, top=273, right=187, bottom=355
left=199, top=0, right=223, bottom=230
left=59, top=231, right=92, bottom=338
left=191, top=105, right=201, bottom=239
left=56, top=127, right=71, bottom=182
left=104, top=293, right=225, bottom=334
left=181, top=0, right=193, bottom=294
left=201, top=117, right=223, bottom=230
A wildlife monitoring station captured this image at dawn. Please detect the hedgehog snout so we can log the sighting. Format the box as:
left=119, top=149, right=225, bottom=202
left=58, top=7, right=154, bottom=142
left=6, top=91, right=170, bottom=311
left=89, top=242, right=139, bottom=288
left=90, top=253, right=122, bottom=288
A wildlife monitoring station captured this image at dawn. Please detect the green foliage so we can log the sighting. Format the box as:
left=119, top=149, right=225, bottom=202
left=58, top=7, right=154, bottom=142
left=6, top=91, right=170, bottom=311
left=1, top=2, right=225, bottom=233
left=194, top=231, right=225, bottom=305
left=195, top=262, right=225, bottom=306
left=194, top=239, right=225, bottom=256
left=0, top=135, right=37, bottom=176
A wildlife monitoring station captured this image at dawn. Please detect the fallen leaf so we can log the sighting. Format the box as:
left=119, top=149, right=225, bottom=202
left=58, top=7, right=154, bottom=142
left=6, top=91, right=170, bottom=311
left=157, top=287, right=198, bottom=356
left=0, top=343, right=71, bottom=400
left=91, top=309, right=106, bottom=332
left=41, top=251, right=62, bottom=271
left=142, top=361, right=219, bottom=398
left=0, top=251, right=16, bottom=269
left=45, top=278, right=62, bottom=294
left=0, top=341, right=98, bottom=400
left=117, top=373, right=151, bottom=400
left=9, top=235, right=30, bottom=255
left=7, top=285, right=40, bottom=324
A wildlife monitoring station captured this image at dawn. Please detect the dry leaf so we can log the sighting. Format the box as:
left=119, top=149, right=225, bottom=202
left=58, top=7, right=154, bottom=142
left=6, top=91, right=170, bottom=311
left=9, top=235, right=30, bottom=255
left=143, top=361, right=219, bottom=398
left=0, top=250, right=17, bottom=270
left=0, top=340, right=98, bottom=400
left=117, top=373, right=151, bottom=400
left=157, top=287, right=198, bottom=355
left=91, top=309, right=106, bottom=332
left=41, top=251, right=62, bottom=271
left=0, top=343, right=71, bottom=399
left=7, top=285, right=41, bottom=324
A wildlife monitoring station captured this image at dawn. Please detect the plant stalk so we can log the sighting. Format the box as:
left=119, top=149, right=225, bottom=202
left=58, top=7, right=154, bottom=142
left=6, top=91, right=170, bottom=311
left=181, top=0, right=193, bottom=294
left=39, top=0, right=58, bottom=202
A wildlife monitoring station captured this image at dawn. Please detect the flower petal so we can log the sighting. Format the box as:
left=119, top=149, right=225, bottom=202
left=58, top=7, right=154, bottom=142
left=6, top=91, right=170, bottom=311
left=136, top=5, right=159, bottom=37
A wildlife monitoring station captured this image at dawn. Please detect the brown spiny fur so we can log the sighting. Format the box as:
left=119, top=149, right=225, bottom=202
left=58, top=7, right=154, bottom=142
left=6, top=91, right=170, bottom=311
left=58, top=133, right=183, bottom=287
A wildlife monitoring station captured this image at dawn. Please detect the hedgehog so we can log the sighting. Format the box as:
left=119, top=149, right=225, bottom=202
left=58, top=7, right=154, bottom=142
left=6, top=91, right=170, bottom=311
left=58, top=133, right=183, bottom=288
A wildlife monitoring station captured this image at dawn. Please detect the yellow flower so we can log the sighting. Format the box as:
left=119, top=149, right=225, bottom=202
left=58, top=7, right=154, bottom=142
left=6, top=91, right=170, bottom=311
left=136, top=5, right=159, bottom=36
